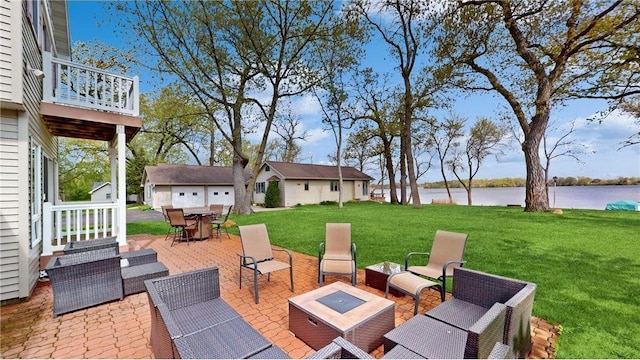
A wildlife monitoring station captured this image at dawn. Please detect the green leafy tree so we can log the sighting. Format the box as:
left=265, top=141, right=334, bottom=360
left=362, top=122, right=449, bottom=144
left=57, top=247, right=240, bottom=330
left=115, top=1, right=339, bottom=214
left=435, top=1, right=640, bottom=211
left=264, top=181, right=281, bottom=208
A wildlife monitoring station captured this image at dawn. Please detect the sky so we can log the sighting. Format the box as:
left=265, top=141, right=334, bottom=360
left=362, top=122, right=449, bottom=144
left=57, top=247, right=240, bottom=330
left=67, top=1, right=640, bottom=183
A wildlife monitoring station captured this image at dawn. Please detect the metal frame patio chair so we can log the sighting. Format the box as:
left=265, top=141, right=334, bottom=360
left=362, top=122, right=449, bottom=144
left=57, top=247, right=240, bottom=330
left=238, top=223, right=294, bottom=304
left=166, top=208, right=197, bottom=246
left=318, top=223, right=357, bottom=286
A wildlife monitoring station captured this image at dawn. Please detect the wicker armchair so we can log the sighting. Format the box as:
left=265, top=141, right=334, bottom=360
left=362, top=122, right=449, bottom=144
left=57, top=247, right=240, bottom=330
left=144, top=267, right=288, bottom=359
left=384, top=303, right=508, bottom=359
left=426, top=267, right=536, bottom=358
left=46, top=248, right=123, bottom=317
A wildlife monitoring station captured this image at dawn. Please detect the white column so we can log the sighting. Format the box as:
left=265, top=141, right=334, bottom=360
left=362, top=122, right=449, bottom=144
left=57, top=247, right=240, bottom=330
left=116, top=125, right=127, bottom=247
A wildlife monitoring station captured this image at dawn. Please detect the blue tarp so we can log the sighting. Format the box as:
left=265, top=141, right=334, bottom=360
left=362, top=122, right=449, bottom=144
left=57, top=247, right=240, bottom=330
left=605, top=200, right=640, bottom=211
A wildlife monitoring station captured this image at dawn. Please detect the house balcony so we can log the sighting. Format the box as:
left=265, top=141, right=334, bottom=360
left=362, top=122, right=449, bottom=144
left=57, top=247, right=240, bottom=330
left=38, top=52, right=142, bottom=254
left=41, top=51, right=141, bottom=142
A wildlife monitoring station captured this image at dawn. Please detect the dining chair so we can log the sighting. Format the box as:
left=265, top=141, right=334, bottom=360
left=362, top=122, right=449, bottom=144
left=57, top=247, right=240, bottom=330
left=166, top=208, right=197, bottom=246
left=212, top=206, right=233, bottom=239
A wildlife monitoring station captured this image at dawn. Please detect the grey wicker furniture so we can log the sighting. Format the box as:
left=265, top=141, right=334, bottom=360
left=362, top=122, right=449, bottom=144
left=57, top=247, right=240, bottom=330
left=46, top=248, right=123, bottom=317
left=121, top=262, right=169, bottom=296
left=426, top=267, right=536, bottom=358
left=144, top=267, right=288, bottom=359
left=62, top=236, right=119, bottom=254
left=384, top=303, right=507, bottom=359
left=308, top=337, right=374, bottom=359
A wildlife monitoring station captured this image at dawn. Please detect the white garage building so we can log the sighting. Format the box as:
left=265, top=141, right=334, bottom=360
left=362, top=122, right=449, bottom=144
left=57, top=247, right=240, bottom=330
left=142, top=164, right=249, bottom=210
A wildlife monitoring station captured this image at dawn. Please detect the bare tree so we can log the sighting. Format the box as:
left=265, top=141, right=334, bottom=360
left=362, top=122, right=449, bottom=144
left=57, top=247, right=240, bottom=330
left=450, top=117, right=507, bottom=205
left=270, top=106, right=309, bottom=162
left=424, top=115, right=465, bottom=203
left=348, top=0, right=448, bottom=207
left=542, top=120, right=593, bottom=203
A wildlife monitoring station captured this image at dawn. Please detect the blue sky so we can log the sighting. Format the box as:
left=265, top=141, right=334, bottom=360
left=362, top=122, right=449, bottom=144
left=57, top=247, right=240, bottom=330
left=67, top=1, right=639, bottom=182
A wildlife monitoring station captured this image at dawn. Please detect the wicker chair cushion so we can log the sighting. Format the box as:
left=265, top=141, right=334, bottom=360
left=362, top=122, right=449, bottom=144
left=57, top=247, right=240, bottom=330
left=170, top=299, right=241, bottom=336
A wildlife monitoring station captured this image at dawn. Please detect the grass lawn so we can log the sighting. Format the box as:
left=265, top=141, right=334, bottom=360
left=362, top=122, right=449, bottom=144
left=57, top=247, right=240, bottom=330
left=127, top=202, right=640, bottom=358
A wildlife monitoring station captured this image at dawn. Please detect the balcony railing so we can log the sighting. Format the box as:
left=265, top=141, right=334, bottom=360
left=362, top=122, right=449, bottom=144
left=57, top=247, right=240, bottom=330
left=42, top=202, right=120, bottom=255
left=42, top=51, right=139, bottom=116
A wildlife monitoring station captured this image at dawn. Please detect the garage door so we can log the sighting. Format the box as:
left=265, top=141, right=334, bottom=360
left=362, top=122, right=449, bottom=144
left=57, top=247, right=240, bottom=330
left=172, top=186, right=205, bottom=208
left=208, top=186, right=234, bottom=206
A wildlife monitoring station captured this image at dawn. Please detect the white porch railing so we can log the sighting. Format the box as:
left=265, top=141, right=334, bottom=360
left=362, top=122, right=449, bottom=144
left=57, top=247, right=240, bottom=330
left=42, top=202, right=120, bottom=255
left=42, top=52, right=139, bottom=116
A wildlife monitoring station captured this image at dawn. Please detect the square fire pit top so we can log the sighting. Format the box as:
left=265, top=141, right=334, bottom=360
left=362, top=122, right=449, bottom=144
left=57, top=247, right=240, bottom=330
left=316, top=290, right=365, bottom=314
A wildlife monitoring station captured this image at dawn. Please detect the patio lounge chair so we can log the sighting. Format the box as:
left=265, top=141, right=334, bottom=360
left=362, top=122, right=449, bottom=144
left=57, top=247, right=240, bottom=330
left=401, top=230, right=468, bottom=301
left=318, top=223, right=357, bottom=286
left=426, top=267, right=536, bottom=358
left=238, top=224, right=294, bottom=304
left=46, top=248, right=123, bottom=317
left=144, top=267, right=289, bottom=359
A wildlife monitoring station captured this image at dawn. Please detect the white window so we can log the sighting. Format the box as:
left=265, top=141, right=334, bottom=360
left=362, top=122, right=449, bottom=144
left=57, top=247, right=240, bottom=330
left=255, top=182, right=266, bottom=194
left=304, top=181, right=309, bottom=191
left=30, top=139, right=42, bottom=248
left=362, top=181, right=368, bottom=196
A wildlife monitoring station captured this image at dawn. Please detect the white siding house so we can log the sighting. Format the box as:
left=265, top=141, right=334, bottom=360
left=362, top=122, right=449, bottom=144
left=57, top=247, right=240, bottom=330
left=142, top=164, right=249, bottom=210
left=89, top=182, right=112, bottom=203
left=0, top=1, right=141, bottom=303
left=253, top=161, right=373, bottom=207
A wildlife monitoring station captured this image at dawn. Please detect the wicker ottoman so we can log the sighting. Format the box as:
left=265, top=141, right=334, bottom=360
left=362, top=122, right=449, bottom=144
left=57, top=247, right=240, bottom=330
left=122, top=262, right=169, bottom=296
left=121, top=248, right=157, bottom=266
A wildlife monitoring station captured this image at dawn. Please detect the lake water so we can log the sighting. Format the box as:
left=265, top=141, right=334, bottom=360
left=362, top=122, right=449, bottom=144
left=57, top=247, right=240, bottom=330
left=383, top=185, right=640, bottom=210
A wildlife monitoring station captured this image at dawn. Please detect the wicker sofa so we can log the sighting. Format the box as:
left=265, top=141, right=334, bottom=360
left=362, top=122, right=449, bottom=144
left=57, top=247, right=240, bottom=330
left=46, top=248, right=123, bottom=317
left=144, top=267, right=289, bottom=359
left=47, top=238, right=168, bottom=316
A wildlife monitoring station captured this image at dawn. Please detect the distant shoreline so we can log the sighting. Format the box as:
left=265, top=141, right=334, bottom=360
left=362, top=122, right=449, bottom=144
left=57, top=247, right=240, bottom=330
left=371, top=176, right=640, bottom=189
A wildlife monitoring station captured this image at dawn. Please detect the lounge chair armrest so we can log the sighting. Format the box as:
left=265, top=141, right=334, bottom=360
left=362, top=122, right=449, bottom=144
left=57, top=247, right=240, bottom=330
left=272, top=247, right=293, bottom=265
left=441, top=260, right=466, bottom=279
left=351, top=243, right=357, bottom=266
left=238, top=253, right=257, bottom=266
left=404, top=251, right=430, bottom=269
left=318, top=242, right=325, bottom=261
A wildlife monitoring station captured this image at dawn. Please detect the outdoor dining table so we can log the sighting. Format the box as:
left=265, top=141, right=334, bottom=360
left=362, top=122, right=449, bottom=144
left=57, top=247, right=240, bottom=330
left=183, top=209, right=220, bottom=240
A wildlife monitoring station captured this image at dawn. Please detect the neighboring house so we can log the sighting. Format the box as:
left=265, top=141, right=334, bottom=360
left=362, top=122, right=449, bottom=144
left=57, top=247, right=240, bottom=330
left=253, top=161, right=374, bottom=207
left=89, top=182, right=112, bottom=202
left=142, top=164, right=250, bottom=210
left=0, top=1, right=141, bottom=302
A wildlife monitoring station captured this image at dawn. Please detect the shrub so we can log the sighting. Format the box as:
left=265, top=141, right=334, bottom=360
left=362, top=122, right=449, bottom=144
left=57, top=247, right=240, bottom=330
left=264, top=181, right=281, bottom=208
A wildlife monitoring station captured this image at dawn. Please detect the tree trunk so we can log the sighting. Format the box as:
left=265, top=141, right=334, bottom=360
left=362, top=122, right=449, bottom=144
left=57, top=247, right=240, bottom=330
left=522, top=128, right=549, bottom=212
left=399, top=140, right=407, bottom=205
left=383, top=141, right=399, bottom=204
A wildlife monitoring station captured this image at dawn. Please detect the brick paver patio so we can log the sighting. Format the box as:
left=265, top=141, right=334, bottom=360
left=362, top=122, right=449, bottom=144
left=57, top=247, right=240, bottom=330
left=1, top=233, right=558, bottom=358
